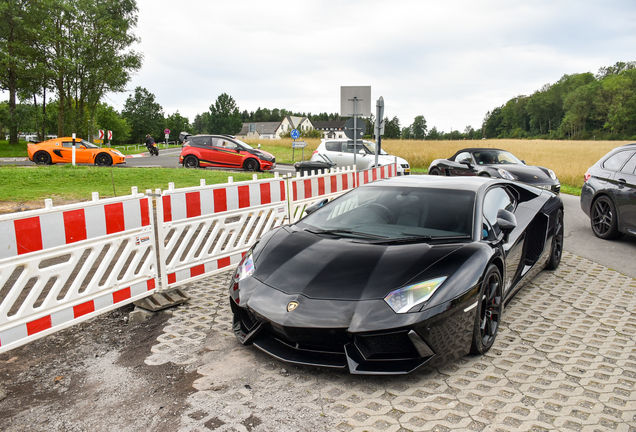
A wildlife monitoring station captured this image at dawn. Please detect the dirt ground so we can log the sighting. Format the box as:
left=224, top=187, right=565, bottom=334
left=0, top=306, right=200, bottom=432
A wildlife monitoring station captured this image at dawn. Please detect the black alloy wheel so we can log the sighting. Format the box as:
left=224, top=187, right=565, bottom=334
left=34, top=151, right=51, bottom=165
left=591, top=196, right=621, bottom=239
left=95, top=153, right=112, bottom=166
left=428, top=167, right=442, bottom=175
left=546, top=209, right=564, bottom=270
left=244, top=158, right=259, bottom=171
left=183, top=155, right=199, bottom=168
left=471, top=264, right=503, bottom=355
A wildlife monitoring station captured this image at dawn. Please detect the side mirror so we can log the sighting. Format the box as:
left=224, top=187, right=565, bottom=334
left=496, top=209, right=517, bottom=235
left=359, top=150, right=365, bottom=155
left=458, top=158, right=472, bottom=168
left=305, top=198, right=329, bottom=215
left=521, top=160, right=526, bottom=164
left=258, top=143, right=261, bottom=149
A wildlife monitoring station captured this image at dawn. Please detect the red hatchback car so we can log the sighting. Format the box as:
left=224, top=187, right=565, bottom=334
left=179, top=134, right=275, bottom=171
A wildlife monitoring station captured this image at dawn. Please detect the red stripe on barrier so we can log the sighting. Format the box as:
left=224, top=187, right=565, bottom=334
left=364, top=170, right=369, bottom=184
left=331, top=176, right=337, bottom=193
left=27, top=315, right=52, bottom=335
left=14, top=217, right=43, bottom=255
left=280, top=181, right=286, bottom=201
left=373, top=169, right=377, bottom=181
left=140, top=199, right=150, bottom=226
left=186, top=191, right=201, bottom=218
left=105, top=203, right=125, bottom=234
left=260, top=183, right=271, bottom=205
left=213, top=188, right=227, bottom=213
left=292, top=182, right=297, bottom=201
left=238, top=185, right=250, bottom=209
left=73, top=300, right=95, bottom=318
left=343, top=174, right=349, bottom=190
left=147, top=279, right=156, bottom=290
left=218, top=257, right=231, bottom=268
left=113, top=287, right=132, bottom=303
left=168, top=273, right=176, bottom=284
left=304, top=179, right=312, bottom=199
left=162, top=196, right=172, bottom=222
left=318, top=177, right=325, bottom=196
left=191, top=264, right=205, bottom=277
left=63, top=209, right=87, bottom=244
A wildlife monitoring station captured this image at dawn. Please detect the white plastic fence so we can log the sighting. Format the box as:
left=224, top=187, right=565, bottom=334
left=0, top=189, right=158, bottom=354
left=156, top=174, right=288, bottom=290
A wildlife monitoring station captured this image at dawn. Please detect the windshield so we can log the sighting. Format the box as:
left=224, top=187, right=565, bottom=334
left=297, top=186, right=475, bottom=241
left=474, top=150, right=523, bottom=165
left=233, top=138, right=253, bottom=150
left=363, top=140, right=389, bottom=155
left=82, top=140, right=99, bottom=149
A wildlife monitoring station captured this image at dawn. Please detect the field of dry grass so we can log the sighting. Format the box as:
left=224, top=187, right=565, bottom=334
left=251, top=138, right=632, bottom=190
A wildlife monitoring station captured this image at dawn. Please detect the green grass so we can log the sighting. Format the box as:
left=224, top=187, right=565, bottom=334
left=0, top=140, right=29, bottom=157
left=560, top=184, right=581, bottom=196
left=0, top=165, right=273, bottom=202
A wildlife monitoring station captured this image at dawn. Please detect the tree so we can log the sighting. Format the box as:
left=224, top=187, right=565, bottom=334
left=411, top=115, right=427, bottom=139
left=383, top=116, right=401, bottom=139
left=121, top=87, right=164, bottom=143
left=165, top=111, right=191, bottom=141
left=207, top=93, right=242, bottom=135
left=95, top=102, right=130, bottom=145
left=427, top=126, right=441, bottom=140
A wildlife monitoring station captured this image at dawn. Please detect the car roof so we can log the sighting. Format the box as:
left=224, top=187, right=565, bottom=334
left=454, top=148, right=508, bottom=154
left=365, top=174, right=499, bottom=193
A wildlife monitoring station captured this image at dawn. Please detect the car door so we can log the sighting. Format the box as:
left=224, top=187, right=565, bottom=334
left=336, top=142, right=355, bottom=168
left=55, top=140, right=90, bottom=163
left=212, top=137, right=243, bottom=168
left=614, top=151, right=636, bottom=235
left=449, top=151, right=476, bottom=176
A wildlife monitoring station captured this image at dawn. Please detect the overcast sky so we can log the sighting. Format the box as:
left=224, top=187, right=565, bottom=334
left=60, top=1, right=636, bottom=131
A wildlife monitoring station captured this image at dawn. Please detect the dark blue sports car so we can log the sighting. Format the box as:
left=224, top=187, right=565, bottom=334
left=230, top=176, right=564, bottom=374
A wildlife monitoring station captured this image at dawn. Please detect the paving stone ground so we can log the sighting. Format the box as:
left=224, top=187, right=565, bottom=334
left=147, top=252, right=636, bottom=432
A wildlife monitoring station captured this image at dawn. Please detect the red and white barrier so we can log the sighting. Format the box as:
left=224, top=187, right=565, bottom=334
left=156, top=175, right=288, bottom=290
left=0, top=189, right=158, bottom=354
left=357, top=164, right=398, bottom=187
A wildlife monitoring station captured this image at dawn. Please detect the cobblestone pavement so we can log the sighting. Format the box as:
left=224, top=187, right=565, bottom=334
left=147, top=252, right=636, bottom=432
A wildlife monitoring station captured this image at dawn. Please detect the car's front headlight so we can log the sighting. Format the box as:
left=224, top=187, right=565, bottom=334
left=548, top=169, right=557, bottom=180
left=235, top=250, right=255, bottom=282
left=384, top=276, right=447, bottom=314
left=112, top=150, right=124, bottom=157
left=497, top=169, right=516, bottom=180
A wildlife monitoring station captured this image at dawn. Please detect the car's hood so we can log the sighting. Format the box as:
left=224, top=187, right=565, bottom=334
left=497, top=165, right=556, bottom=184
left=252, top=227, right=464, bottom=301
left=248, top=148, right=275, bottom=160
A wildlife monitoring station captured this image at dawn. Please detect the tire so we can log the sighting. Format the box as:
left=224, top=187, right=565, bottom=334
left=470, top=264, right=503, bottom=355
left=152, top=146, right=159, bottom=156
left=479, top=172, right=491, bottom=177
left=428, top=167, right=442, bottom=175
left=183, top=155, right=199, bottom=168
left=590, top=196, right=621, bottom=239
left=546, top=209, right=563, bottom=270
left=244, top=158, right=259, bottom=171
left=95, top=153, right=112, bottom=166
left=33, top=151, right=51, bottom=165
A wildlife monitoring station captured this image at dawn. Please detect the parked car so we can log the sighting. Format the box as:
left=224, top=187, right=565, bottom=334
left=428, top=148, right=560, bottom=193
left=27, top=137, right=126, bottom=166
left=580, top=143, right=636, bottom=239
left=179, top=134, right=275, bottom=171
left=230, top=175, right=563, bottom=374
left=310, top=139, right=410, bottom=175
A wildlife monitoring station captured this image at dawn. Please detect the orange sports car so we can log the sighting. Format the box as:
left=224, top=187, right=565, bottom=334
left=27, top=137, right=126, bottom=166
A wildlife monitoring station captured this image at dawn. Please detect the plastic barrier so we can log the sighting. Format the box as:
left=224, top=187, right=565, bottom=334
left=0, top=189, right=158, bottom=354
left=156, top=174, right=288, bottom=290
left=357, top=163, right=398, bottom=187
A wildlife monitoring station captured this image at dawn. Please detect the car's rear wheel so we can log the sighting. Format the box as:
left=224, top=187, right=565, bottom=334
left=591, top=196, right=622, bottom=239
left=34, top=151, right=51, bottom=165
left=95, top=153, right=112, bottom=166
left=244, top=158, right=259, bottom=171
left=546, top=210, right=564, bottom=270
left=471, top=264, right=503, bottom=355
left=428, top=167, right=442, bottom=175
left=183, top=155, right=199, bottom=168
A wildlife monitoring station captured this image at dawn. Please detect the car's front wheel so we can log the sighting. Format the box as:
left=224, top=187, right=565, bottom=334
left=428, top=167, right=442, bottom=175
left=244, top=158, right=259, bottom=171
left=546, top=209, right=564, bottom=270
left=95, top=153, right=112, bottom=166
left=183, top=155, right=199, bottom=168
left=34, top=151, right=52, bottom=165
left=471, top=264, right=503, bottom=355
left=591, top=195, right=621, bottom=239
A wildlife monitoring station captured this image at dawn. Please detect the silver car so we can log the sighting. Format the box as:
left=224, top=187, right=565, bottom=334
left=310, top=139, right=410, bottom=175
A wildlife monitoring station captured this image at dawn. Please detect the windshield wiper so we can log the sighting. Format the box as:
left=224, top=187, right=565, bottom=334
left=366, top=234, right=472, bottom=244
left=305, top=228, right=388, bottom=239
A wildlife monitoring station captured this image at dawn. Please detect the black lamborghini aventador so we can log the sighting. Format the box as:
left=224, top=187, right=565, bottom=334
left=230, top=176, right=564, bottom=374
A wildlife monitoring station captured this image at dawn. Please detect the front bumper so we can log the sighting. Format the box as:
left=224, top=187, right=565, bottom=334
left=230, top=278, right=477, bottom=374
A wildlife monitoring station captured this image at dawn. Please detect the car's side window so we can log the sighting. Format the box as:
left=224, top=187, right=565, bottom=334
left=603, top=151, right=632, bottom=172
left=619, top=152, right=636, bottom=174
left=482, top=187, right=515, bottom=239
left=455, top=151, right=473, bottom=164
left=342, top=145, right=355, bottom=154
left=62, top=141, right=73, bottom=148
left=193, top=136, right=212, bottom=147
left=325, top=142, right=340, bottom=152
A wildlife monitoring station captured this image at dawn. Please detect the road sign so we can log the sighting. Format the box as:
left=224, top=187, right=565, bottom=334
left=98, top=130, right=104, bottom=140
left=164, top=129, right=170, bottom=135
left=343, top=118, right=366, bottom=140
left=107, top=130, right=112, bottom=140
left=291, top=141, right=307, bottom=148
left=290, top=129, right=300, bottom=140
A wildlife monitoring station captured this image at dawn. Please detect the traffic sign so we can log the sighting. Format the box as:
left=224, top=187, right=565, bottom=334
left=164, top=129, right=170, bottom=135
left=98, top=130, right=104, bottom=140
left=107, top=130, right=112, bottom=140
left=290, top=129, right=300, bottom=140
left=343, top=118, right=366, bottom=140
